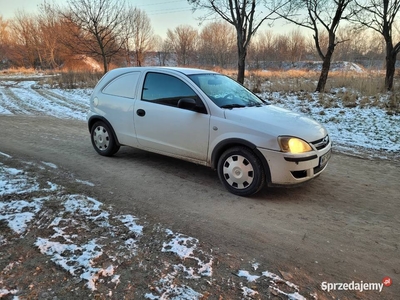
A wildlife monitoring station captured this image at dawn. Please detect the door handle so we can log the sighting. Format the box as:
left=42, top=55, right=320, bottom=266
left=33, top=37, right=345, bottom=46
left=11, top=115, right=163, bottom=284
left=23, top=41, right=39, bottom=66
left=136, top=109, right=146, bottom=117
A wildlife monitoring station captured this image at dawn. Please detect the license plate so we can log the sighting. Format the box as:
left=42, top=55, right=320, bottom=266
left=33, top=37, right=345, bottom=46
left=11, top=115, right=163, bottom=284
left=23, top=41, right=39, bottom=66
left=320, top=150, right=331, bottom=167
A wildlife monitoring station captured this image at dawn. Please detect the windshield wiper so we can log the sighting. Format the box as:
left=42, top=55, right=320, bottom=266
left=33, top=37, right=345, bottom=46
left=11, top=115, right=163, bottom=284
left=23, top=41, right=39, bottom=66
left=247, top=102, right=263, bottom=107
left=220, top=104, right=246, bottom=109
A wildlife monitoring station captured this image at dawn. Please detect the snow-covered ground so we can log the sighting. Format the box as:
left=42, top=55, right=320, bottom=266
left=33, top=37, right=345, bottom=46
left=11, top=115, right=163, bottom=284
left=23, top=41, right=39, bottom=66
left=0, top=79, right=90, bottom=120
left=0, top=75, right=398, bottom=298
left=263, top=90, right=400, bottom=159
left=0, top=76, right=398, bottom=159
left=0, top=153, right=305, bottom=299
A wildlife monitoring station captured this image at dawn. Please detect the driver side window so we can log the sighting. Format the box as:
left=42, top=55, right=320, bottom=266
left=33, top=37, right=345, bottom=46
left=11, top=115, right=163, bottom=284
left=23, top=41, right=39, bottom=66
left=141, top=72, right=206, bottom=113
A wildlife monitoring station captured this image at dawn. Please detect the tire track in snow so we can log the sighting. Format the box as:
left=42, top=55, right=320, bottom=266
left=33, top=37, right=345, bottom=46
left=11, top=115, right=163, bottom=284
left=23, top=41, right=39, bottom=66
left=6, top=81, right=87, bottom=120
left=0, top=87, right=37, bottom=115
left=0, top=90, right=14, bottom=114
left=33, top=88, right=89, bottom=112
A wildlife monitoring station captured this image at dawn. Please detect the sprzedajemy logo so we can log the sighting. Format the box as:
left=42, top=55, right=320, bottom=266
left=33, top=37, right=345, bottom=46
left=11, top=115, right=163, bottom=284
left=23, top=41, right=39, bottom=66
left=321, top=277, right=392, bottom=293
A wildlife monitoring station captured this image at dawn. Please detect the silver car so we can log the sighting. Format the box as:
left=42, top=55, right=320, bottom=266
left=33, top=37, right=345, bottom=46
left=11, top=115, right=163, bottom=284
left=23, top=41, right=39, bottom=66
left=87, top=67, right=331, bottom=196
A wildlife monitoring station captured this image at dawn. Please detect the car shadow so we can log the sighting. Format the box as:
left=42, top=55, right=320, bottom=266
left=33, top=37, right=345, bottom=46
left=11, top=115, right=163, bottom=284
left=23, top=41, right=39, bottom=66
left=112, top=146, right=321, bottom=202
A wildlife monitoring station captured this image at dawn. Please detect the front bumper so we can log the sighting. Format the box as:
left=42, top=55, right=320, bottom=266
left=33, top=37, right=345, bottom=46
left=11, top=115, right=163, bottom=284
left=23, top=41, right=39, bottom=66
left=258, top=142, right=332, bottom=185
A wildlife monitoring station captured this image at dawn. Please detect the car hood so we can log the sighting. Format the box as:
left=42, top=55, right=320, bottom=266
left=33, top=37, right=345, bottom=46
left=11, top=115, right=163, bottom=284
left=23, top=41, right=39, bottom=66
left=224, top=105, right=327, bottom=142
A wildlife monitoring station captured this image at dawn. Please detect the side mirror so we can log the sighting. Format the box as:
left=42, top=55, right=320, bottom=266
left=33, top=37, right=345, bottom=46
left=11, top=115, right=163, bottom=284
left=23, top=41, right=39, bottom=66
left=177, top=98, right=197, bottom=110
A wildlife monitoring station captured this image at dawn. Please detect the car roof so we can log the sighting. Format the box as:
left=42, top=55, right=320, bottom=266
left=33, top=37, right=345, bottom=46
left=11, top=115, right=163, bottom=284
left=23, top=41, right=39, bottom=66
left=106, top=66, right=217, bottom=77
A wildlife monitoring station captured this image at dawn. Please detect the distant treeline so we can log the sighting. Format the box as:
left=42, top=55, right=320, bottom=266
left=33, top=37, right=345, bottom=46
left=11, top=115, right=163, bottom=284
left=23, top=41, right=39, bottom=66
left=0, top=6, right=387, bottom=72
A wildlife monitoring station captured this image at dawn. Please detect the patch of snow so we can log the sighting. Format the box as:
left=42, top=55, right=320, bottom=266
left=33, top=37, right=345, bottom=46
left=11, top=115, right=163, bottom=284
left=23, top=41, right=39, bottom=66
left=0, top=164, right=40, bottom=195
left=0, top=151, right=12, bottom=158
left=145, top=270, right=203, bottom=300
left=118, top=214, right=143, bottom=236
left=238, top=266, right=306, bottom=299
left=75, top=179, right=95, bottom=186
left=262, top=270, right=300, bottom=290
left=238, top=270, right=260, bottom=282
left=41, top=161, right=58, bottom=169
left=35, top=238, right=108, bottom=291
left=1, top=80, right=89, bottom=120
left=241, top=285, right=259, bottom=297
left=162, top=230, right=213, bottom=277
left=162, top=231, right=197, bottom=259
left=0, top=288, right=19, bottom=298
left=0, top=198, right=46, bottom=234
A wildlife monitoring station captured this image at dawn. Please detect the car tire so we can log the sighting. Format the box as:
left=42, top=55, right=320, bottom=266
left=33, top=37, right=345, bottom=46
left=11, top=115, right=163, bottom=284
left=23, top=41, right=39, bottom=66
left=91, top=121, right=120, bottom=156
left=217, top=146, right=265, bottom=196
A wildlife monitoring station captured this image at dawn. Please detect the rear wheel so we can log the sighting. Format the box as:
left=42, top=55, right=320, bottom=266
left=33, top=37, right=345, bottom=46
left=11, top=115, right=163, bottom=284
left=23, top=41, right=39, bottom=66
left=217, top=146, right=265, bottom=196
left=90, top=121, right=120, bottom=156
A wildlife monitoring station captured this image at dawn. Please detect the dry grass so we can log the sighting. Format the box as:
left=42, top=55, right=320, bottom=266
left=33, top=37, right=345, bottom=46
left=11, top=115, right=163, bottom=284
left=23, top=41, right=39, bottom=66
left=387, top=92, right=400, bottom=114
left=45, top=71, right=103, bottom=89
left=0, top=67, right=38, bottom=75
left=0, top=68, right=102, bottom=89
left=325, top=71, right=386, bottom=96
left=2, top=66, right=399, bottom=113
left=238, top=68, right=399, bottom=114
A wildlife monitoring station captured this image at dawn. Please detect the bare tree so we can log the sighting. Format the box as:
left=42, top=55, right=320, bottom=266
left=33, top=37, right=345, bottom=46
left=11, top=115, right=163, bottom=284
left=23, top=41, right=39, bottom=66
left=249, top=30, right=313, bottom=68
left=166, top=25, right=198, bottom=66
left=9, top=11, right=41, bottom=68
left=334, top=27, right=368, bottom=62
left=37, top=2, right=66, bottom=69
left=188, top=0, right=281, bottom=84
left=153, top=36, right=173, bottom=66
left=287, top=29, right=307, bottom=62
left=351, top=0, right=400, bottom=90
left=198, top=21, right=236, bottom=67
left=0, top=16, right=11, bottom=67
left=276, top=0, right=352, bottom=92
left=128, top=8, right=154, bottom=67
left=248, top=30, right=278, bottom=68
left=273, top=34, right=291, bottom=62
left=62, top=0, right=127, bottom=73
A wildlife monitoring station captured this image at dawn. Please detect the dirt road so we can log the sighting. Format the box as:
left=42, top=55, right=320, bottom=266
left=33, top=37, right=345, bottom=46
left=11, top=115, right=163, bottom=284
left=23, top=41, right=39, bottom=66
left=1, top=115, right=399, bottom=299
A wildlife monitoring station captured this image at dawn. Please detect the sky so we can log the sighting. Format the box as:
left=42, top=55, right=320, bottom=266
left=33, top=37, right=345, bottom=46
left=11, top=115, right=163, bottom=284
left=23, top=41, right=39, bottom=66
left=0, top=0, right=206, bottom=38
left=0, top=0, right=294, bottom=38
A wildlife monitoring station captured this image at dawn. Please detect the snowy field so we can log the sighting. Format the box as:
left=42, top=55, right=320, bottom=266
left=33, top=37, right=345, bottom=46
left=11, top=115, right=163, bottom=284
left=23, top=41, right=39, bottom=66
left=0, top=74, right=398, bottom=298
left=264, top=90, right=400, bottom=159
left=0, top=76, right=398, bottom=159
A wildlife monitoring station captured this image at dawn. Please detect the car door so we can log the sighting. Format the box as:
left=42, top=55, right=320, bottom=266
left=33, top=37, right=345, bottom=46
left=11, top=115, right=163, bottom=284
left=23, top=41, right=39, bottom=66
left=134, top=72, right=210, bottom=162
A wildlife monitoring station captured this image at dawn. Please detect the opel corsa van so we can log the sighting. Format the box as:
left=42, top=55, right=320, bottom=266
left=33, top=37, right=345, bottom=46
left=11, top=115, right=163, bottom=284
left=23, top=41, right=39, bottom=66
left=87, top=67, right=332, bottom=196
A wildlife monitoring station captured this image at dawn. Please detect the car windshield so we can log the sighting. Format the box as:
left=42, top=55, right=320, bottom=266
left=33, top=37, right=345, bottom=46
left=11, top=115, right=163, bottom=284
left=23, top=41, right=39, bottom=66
left=188, top=74, right=267, bottom=109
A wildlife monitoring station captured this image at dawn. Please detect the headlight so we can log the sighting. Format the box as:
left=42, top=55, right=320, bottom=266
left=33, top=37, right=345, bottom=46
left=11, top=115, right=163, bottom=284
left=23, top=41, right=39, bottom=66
left=278, top=136, right=312, bottom=153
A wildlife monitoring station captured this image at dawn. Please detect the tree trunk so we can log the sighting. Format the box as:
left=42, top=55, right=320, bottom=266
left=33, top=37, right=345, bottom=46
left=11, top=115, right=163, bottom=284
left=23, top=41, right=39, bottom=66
left=316, top=46, right=334, bottom=92
left=385, top=43, right=396, bottom=91
left=237, top=45, right=246, bottom=84
left=102, top=55, right=108, bottom=74
left=237, top=56, right=246, bottom=84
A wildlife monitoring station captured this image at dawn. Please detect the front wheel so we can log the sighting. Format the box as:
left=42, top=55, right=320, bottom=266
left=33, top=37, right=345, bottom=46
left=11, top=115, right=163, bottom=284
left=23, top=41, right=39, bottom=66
left=217, top=146, right=266, bottom=196
left=90, top=121, right=120, bottom=156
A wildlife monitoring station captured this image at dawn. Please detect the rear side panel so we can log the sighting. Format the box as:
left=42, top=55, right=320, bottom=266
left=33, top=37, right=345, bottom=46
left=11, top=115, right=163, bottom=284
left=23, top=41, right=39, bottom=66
left=90, top=71, right=141, bottom=147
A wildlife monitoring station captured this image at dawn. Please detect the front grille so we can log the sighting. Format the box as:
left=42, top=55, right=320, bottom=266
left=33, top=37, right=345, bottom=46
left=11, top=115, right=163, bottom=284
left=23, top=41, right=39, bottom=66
left=291, top=170, right=307, bottom=179
left=311, top=135, right=330, bottom=150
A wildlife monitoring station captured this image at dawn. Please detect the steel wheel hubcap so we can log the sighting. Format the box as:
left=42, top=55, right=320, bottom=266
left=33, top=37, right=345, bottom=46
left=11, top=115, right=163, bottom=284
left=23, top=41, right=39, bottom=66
left=93, top=126, right=109, bottom=151
left=223, top=154, right=254, bottom=189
